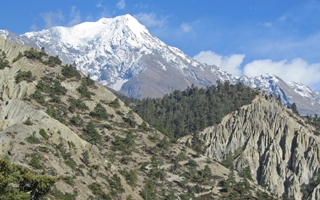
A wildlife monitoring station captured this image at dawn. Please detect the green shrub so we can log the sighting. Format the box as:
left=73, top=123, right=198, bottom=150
left=62, top=176, right=75, bottom=186
left=239, top=166, right=253, bottom=181
left=90, top=103, right=108, bottom=120
left=26, top=132, right=40, bottom=144
left=83, top=121, right=101, bottom=145
left=109, top=98, right=120, bottom=109
left=46, top=55, right=61, bottom=67
left=0, top=50, right=10, bottom=69
left=15, top=70, right=33, bottom=83
left=50, top=187, right=78, bottom=200
left=120, top=169, right=138, bottom=187
left=38, top=146, right=49, bottom=153
left=23, top=117, right=33, bottom=126
left=12, top=52, right=23, bottom=63
left=140, top=121, right=149, bottom=131
left=140, top=178, right=157, bottom=200
left=88, top=182, right=104, bottom=196
left=62, top=64, right=80, bottom=78
left=39, top=129, right=49, bottom=140
left=103, top=123, right=112, bottom=130
left=68, top=98, right=88, bottom=113
left=81, top=151, right=90, bottom=166
left=49, top=95, right=61, bottom=104
left=46, top=106, right=58, bottom=119
left=52, top=80, right=67, bottom=95
left=24, top=48, right=42, bottom=60
left=108, top=174, right=124, bottom=197
left=36, top=80, right=50, bottom=93
left=107, top=152, right=115, bottom=162
left=84, top=75, right=95, bottom=87
left=220, top=152, right=234, bottom=169
left=157, top=137, right=169, bottom=149
left=126, top=195, right=134, bottom=200
left=29, top=156, right=44, bottom=169
left=77, top=81, right=92, bottom=98
left=70, top=114, right=83, bottom=127
left=68, top=141, right=76, bottom=151
left=64, top=158, right=77, bottom=170
left=125, top=110, right=136, bottom=127
left=31, top=89, right=45, bottom=104
left=46, top=106, right=66, bottom=124
left=112, top=131, right=135, bottom=151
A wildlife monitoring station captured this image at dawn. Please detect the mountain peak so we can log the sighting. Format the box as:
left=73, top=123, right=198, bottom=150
left=97, top=14, right=147, bottom=35
left=22, top=14, right=149, bottom=49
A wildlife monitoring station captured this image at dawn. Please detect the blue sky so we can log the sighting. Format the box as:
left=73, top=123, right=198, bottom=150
left=1, top=0, right=320, bottom=91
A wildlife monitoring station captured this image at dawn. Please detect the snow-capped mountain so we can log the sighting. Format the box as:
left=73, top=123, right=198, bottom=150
left=1, top=14, right=320, bottom=115
left=1, top=14, right=234, bottom=99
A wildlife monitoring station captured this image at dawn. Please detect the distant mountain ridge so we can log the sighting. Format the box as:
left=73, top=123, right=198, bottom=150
left=1, top=14, right=320, bottom=115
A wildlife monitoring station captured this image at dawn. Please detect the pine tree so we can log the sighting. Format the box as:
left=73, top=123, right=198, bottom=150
left=291, top=103, right=299, bottom=115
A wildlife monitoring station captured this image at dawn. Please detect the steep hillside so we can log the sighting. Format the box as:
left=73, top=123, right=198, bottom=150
left=196, top=92, right=320, bottom=199
left=0, top=37, right=279, bottom=199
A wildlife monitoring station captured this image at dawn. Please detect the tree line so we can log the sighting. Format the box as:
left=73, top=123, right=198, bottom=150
left=133, top=81, right=258, bottom=138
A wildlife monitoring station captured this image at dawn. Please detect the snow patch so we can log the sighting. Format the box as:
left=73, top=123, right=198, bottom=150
left=109, top=79, right=129, bottom=91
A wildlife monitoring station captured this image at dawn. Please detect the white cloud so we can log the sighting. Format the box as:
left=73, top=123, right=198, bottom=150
left=133, top=13, right=167, bottom=28
left=40, top=7, right=82, bottom=29
left=243, top=58, right=320, bottom=86
left=30, top=24, right=37, bottom=31
left=181, top=23, right=193, bottom=33
left=257, top=22, right=272, bottom=27
left=194, top=51, right=244, bottom=76
left=96, top=3, right=103, bottom=8
left=41, top=10, right=64, bottom=28
left=68, top=6, right=81, bottom=26
left=278, top=16, right=286, bottom=21
left=134, top=3, right=148, bottom=9
left=194, top=51, right=320, bottom=90
left=117, top=0, right=126, bottom=10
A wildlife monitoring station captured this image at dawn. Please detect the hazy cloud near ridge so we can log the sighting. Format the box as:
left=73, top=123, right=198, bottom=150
left=41, top=10, right=64, bottom=28
left=68, top=6, right=81, bottom=26
left=194, top=51, right=244, bottom=77
left=39, top=7, right=83, bottom=29
left=133, top=13, right=168, bottom=28
left=243, top=58, right=320, bottom=86
left=116, top=0, right=126, bottom=10
left=194, top=50, right=320, bottom=90
left=180, top=23, right=193, bottom=33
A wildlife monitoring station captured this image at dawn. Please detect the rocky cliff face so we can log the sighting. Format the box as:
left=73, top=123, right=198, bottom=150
left=200, top=92, right=320, bottom=199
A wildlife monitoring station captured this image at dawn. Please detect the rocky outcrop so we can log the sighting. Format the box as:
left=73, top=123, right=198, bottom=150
left=201, top=93, right=320, bottom=199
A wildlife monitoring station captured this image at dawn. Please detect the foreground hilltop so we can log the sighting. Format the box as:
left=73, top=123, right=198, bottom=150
left=199, top=93, right=320, bottom=199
